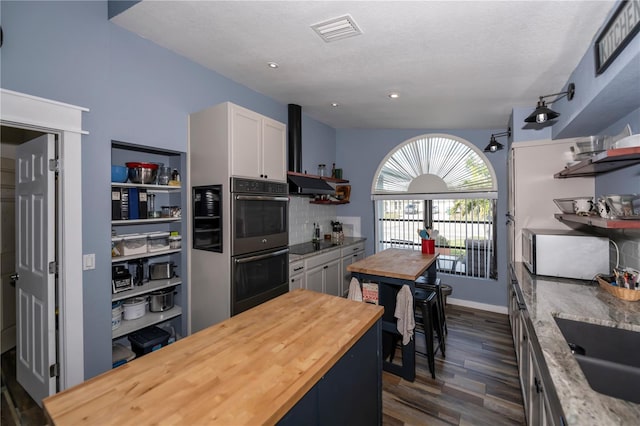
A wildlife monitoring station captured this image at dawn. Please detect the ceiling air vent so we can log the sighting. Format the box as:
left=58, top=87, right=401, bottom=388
left=311, top=14, right=362, bottom=43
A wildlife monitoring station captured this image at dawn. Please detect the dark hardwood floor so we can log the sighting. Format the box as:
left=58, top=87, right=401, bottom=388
left=383, top=304, right=525, bottom=425
left=1, top=305, right=524, bottom=426
left=1, top=348, right=46, bottom=426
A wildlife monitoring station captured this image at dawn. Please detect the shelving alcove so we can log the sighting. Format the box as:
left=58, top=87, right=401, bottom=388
left=110, top=141, right=188, bottom=348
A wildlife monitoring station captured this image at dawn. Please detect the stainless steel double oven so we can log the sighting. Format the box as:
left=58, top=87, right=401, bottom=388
left=230, top=178, right=289, bottom=316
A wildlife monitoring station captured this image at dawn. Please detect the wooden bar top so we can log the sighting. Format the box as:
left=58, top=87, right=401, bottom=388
left=346, top=248, right=438, bottom=281
left=43, top=290, right=383, bottom=425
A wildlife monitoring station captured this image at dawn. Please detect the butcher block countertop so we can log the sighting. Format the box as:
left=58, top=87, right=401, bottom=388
left=347, top=248, right=438, bottom=280
left=43, top=290, right=383, bottom=425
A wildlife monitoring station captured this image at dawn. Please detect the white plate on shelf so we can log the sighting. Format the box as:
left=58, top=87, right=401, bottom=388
left=612, top=134, right=640, bottom=149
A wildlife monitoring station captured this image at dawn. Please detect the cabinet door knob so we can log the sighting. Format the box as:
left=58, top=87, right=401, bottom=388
left=534, top=377, right=543, bottom=394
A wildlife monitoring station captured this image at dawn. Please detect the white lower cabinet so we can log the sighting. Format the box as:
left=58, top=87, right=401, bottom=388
left=289, top=260, right=306, bottom=291
left=290, top=241, right=366, bottom=297
left=509, top=265, right=565, bottom=426
left=527, top=339, right=555, bottom=426
left=340, top=242, right=365, bottom=297
left=305, top=251, right=341, bottom=296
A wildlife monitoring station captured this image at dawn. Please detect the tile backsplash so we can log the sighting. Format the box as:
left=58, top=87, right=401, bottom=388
left=288, top=196, right=337, bottom=245
left=610, top=231, right=640, bottom=272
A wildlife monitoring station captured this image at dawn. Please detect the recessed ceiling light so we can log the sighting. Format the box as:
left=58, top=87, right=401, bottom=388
left=331, top=102, right=339, bottom=107
left=267, top=62, right=279, bottom=69
left=388, top=92, right=400, bottom=99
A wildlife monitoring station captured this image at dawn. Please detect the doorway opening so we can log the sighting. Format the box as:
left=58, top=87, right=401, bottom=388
left=1, top=88, right=87, bottom=409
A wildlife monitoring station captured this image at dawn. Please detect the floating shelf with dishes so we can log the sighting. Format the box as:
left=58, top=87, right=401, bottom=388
left=554, top=147, right=640, bottom=178
left=554, top=213, right=640, bottom=230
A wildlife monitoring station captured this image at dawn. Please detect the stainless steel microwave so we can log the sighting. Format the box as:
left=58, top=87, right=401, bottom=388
left=521, top=228, right=609, bottom=280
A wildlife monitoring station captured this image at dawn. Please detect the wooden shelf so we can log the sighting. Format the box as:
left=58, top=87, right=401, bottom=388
left=554, top=213, right=640, bottom=229
left=554, top=147, right=640, bottom=178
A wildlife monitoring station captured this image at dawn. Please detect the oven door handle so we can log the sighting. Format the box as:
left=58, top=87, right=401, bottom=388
left=235, top=195, right=289, bottom=202
left=235, top=248, right=290, bottom=264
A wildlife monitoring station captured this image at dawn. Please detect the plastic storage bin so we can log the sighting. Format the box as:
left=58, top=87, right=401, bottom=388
left=147, top=231, right=170, bottom=252
left=121, top=234, right=147, bottom=256
left=111, top=301, right=123, bottom=330
left=169, top=235, right=182, bottom=249
left=111, top=236, right=124, bottom=257
left=128, top=326, right=170, bottom=357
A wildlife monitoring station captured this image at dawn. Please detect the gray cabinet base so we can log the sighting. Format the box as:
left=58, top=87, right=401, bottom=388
left=278, top=319, right=382, bottom=425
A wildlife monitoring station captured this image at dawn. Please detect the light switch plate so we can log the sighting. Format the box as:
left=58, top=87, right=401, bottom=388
left=83, top=253, right=95, bottom=270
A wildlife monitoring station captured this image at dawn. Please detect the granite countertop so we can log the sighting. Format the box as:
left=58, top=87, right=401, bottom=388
left=289, top=237, right=366, bottom=262
left=513, top=262, right=640, bottom=424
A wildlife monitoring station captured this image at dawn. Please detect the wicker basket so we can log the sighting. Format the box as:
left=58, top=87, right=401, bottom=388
left=596, top=275, right=640, bottom=301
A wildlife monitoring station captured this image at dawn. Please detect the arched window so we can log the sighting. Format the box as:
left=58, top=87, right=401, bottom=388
left=372, top=134, right=498, bottom=279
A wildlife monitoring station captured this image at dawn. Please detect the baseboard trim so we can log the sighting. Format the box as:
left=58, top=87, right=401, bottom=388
left=447, top=298, right=508, bottom=315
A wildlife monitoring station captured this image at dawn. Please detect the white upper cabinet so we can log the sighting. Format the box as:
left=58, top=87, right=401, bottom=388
left=260, top=117, right=287, bottom=181
left=229, top=103, right=286, bottom=182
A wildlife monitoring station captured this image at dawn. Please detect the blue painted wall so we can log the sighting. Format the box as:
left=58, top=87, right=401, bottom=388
left=335, top=128, right=509, bottom=307
left=597, top=107, right=640, bottom=195
left=2, top=0, right=637, bottom=380
left=0, top=0, right=326, bottom=379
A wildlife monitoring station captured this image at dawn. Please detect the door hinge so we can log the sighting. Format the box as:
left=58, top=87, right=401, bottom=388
left=49, top=363, right=59, bottom=378
left=49, top=159, right=60, bottom=173
left=48, top=261, right=58, bottom=274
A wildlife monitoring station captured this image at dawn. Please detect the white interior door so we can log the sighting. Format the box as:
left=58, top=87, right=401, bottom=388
left=15, top=134, right=56, bottom=406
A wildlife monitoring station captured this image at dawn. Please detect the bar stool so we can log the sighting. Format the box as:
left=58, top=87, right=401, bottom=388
left=413, top=288, right=445, bottom=379
left=415, top=276, right=447, bottom=336
left=388, top=287, right=446, bottom=379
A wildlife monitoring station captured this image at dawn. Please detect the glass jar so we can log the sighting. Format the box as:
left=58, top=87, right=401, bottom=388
left=317, top=164, right=326, bottom=177
left=157, top=166, right=171, bottom=185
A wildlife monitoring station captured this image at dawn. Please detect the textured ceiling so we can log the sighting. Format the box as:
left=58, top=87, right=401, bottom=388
left=111, top=0, right=615, bottom=130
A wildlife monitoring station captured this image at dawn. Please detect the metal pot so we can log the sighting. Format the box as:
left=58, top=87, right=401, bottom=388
left=148, top=287, right=176, bottom=312
left=126, top=162, right=158, bottom=184
left=149, top=262, right=176, bottom=280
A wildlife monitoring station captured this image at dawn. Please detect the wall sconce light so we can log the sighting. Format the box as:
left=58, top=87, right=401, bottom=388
left=484, top=127, right=511, bottom=153
left=524, top=83, right=576, bottom=124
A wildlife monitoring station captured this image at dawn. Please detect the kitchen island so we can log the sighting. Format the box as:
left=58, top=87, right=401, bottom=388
left=43, top=289, right=383, bottom=425
left=347, top=248, right=439, bottom=381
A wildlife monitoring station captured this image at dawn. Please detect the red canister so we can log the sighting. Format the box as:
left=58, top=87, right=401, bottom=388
left=421, top=239, right=435, bottom=254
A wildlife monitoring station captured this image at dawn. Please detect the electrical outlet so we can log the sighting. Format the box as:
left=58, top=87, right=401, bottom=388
left=83, top=254, right=95, bottom=270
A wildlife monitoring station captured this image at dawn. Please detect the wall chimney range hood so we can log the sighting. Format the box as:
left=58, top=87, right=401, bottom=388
left=287, top=104, right=335, bottom=195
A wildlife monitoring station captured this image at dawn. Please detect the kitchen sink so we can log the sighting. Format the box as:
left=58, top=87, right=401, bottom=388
left=554, top=317, right=640, bottom=403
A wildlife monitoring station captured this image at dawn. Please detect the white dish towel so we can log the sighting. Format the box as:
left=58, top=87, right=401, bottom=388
left=394, top=285, right=415, bottom=345
left=347, top=277, right=363, bottom=302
